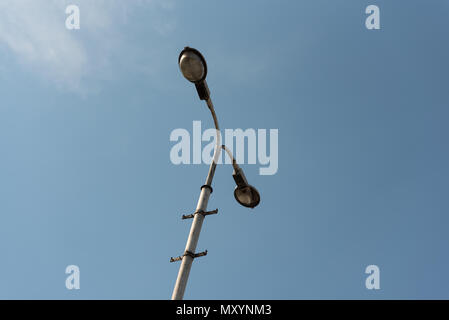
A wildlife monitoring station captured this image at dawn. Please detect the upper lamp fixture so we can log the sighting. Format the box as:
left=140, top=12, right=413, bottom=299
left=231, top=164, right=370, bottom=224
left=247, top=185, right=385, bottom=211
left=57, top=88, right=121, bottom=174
left=178, top=47, right=210, bottom=100
left=178, top=47, right=207, bottom=83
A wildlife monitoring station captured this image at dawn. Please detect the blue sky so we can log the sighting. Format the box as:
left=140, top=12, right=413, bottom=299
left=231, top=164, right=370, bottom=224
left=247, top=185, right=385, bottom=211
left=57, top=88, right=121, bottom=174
left=0, top=0, right=448, bottom=299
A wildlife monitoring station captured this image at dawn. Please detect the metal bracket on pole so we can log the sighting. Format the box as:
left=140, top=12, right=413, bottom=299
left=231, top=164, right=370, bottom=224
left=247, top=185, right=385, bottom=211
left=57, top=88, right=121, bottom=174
left=182, top=209, right=218, bottom=220
left=170, top=250, right=208, bottom=263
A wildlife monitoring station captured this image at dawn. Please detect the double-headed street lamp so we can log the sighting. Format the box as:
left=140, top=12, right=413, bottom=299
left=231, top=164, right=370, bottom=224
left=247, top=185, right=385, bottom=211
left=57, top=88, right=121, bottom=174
left=171, top=47, right=260, bottom=300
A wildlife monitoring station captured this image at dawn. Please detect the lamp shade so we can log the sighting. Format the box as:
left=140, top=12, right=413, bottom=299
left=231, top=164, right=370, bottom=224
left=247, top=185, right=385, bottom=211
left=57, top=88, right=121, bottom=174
left=178, top=47, right=208, bottom=83
left=234, top=185, right=260, bottom=208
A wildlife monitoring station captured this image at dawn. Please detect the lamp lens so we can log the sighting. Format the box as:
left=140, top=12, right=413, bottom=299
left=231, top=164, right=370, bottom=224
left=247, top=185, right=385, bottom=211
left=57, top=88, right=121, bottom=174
left=179, top=51, right=205, bottom=82
left=234, top=185, right=260, bottom=208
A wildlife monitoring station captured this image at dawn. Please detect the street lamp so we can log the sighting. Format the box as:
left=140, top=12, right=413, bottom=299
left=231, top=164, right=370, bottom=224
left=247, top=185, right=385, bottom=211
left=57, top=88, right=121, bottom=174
left=171, top=47, right=260, bottom=300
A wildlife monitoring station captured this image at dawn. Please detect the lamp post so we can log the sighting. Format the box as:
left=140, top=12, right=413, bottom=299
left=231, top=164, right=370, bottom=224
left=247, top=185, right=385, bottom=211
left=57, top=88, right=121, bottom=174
left=171, top=47, right=260, bottom=300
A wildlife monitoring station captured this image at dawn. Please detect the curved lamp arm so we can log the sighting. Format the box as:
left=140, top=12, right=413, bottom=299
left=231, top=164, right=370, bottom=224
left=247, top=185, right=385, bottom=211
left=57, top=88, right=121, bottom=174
left=204, top=97, right=221, bottom=187
left=206, top=97, right=237, bottom=168
left=205, top=99, right=259, bottom=209
left=204, top=97, right=242, bottom=187
left=221, top=144, right=239, bottom=171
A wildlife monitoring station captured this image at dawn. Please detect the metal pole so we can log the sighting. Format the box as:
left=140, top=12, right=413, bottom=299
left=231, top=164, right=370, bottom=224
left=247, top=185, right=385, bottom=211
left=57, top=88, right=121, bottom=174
left=171, top=98, right=221, bottom=300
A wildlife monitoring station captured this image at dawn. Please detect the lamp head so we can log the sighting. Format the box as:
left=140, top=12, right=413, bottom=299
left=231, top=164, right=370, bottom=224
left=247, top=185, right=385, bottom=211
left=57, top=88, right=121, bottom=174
left=234, top=184, right=260, bottom=209
left=178, top=47, right=208, bottom=83
left=178, top=47, right=210, bottom=100
left=232, top=167, right=260, bottom=209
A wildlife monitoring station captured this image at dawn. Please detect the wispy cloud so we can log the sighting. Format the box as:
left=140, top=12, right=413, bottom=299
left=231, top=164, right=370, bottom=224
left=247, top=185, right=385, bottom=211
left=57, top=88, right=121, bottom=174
left=0, top=0, right=175, bottom=92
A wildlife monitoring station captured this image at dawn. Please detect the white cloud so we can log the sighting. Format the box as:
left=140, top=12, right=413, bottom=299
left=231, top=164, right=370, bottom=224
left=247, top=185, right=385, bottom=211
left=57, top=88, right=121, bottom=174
left=0, top=0, right=175, bottom=92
